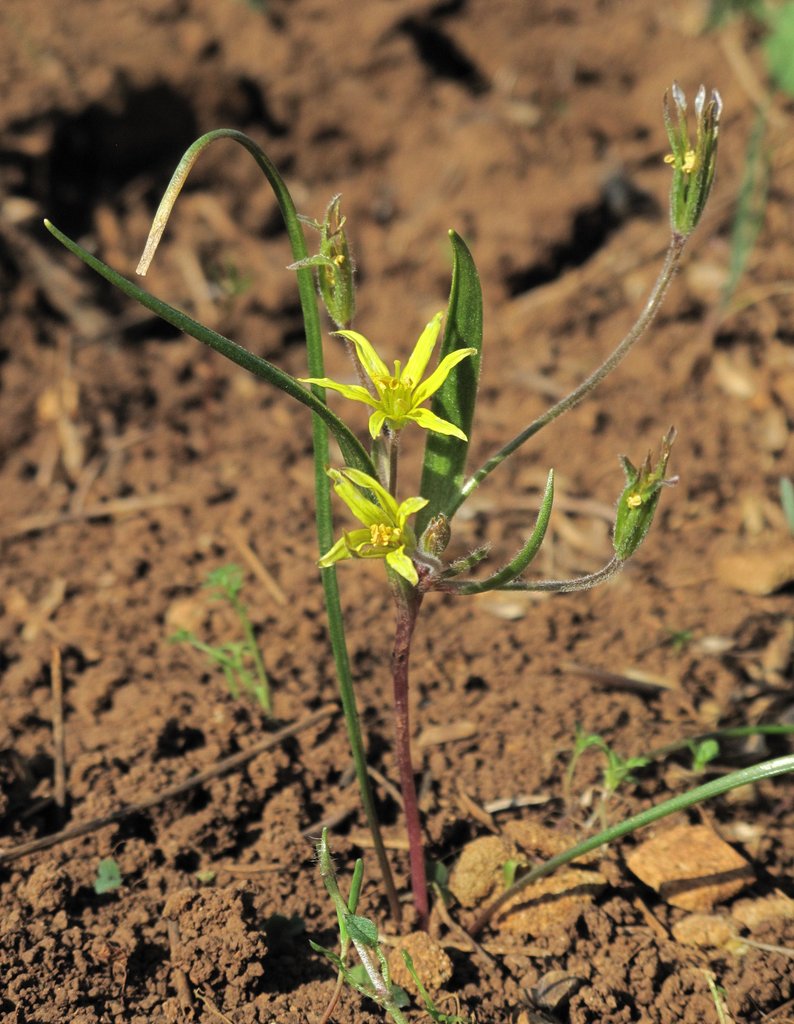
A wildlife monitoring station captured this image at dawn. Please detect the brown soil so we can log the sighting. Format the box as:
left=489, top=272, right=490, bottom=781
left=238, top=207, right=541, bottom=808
left=1, top=2, right=793, bottom=1022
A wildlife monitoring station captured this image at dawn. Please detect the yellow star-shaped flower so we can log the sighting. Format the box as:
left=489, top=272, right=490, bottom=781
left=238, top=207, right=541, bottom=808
left=318, top=467, right=428, bottom=586
left=301, top=312, right=476, bottom=439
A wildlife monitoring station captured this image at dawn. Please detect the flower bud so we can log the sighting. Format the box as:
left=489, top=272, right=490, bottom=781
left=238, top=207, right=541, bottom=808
left=420, top=513, right=451, bottom=557
left=613, top=428, right=677, bottom=561
left=663, top=82, right=722, bottom=237
left=289, top=195, right=356, bottom=327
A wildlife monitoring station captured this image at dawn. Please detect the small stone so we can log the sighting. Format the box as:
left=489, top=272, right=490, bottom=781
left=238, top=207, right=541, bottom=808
left=448, top=835, right=513, bottom=908
left=671, top=913, right=744, bottom=951
left=165, top=595, right=206, bottom=635
left=533, top=969, right=586, bottom=1011
left=494, top=868, right=607, bottom=942
left=503, top=819, right=600, bottom=866
left=20, top=861, right=72, bottom=913
left=626, top=824, right=754, bottom=911
left=387, top=931, right=453, bottom=996
left=715, top=542, right=794, bottom=595
left=731, top=893, right=794, bottom=931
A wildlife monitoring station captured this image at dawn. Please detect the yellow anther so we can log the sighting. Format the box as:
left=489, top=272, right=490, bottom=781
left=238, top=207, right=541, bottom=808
left=664, top=149, right=697, bottom=174
left=626, top=493, right=642, bottom=509
left=370, top=522, right=399, bottom=546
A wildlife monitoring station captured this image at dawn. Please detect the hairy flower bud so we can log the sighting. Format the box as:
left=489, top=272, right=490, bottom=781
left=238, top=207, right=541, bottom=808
left=613, top=428, right=677, bottom=561
left=289, top=194, right=356, bottom=327
left=663, top=82, right=722, bottom=237
left=420, top=513, right=451, bottom=557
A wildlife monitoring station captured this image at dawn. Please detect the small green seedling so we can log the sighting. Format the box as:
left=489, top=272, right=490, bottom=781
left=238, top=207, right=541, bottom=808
left=666, top=626, right=694, bottom=652
left=313, top=829, right=463, bottom=1023
left=171, top=563, right=271, bottom=712
left=313, top=829, right=410, bottom=1024
left=93, top=856, right=122, bottom=895
left=502, top=858, right=520, bottom=890
left=564, top=726, right=651, bottom=825
left=689, top=737, right=721, bottom=772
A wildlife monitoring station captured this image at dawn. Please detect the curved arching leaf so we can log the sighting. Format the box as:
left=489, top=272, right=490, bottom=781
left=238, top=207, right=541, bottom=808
left=457, top=470, right=554, bottom=594
left=44, top=219, right=373, bottom=477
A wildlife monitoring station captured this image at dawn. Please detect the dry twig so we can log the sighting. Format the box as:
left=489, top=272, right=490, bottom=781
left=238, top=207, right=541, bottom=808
left=0, top=703, right=337, bottom=865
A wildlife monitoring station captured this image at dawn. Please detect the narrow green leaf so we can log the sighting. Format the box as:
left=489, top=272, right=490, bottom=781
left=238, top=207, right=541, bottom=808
left=416, top=230, right=482, bottom=535
left=456, top=470, right=554, bottom=594
left=43, top=219, right=373, bottom=478
left=347, top=858, right=364, bottom=913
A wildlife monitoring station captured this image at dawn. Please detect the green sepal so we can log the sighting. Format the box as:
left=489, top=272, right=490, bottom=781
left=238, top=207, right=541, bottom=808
left=43, top=219, right=374, bottom=478
left=416, top=230, right=483, bottom=535
left=455, top=469, right=554, bottom=594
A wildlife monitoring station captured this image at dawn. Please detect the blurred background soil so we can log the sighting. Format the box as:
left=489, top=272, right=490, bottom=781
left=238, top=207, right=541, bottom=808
left=0, top=1, right=792, bottom=1021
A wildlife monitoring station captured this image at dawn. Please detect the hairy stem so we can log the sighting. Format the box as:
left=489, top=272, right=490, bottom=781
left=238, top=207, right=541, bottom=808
left=392, top=586, right=429, bottom=929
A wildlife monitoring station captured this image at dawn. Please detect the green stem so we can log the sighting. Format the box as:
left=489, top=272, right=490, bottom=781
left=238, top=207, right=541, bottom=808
left=448, top=234, right=687, bottom=518
left=386, top=430, right=399, bottom=497
left=470, top=753, right=794, bottom=935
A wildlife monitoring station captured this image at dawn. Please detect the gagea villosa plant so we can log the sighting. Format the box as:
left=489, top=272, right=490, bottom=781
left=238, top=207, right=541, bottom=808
left=44, top=81, right=794, bottom=970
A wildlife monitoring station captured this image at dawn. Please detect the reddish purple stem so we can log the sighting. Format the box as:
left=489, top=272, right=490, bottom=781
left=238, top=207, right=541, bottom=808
left=391, top=587, right=429, bottom=930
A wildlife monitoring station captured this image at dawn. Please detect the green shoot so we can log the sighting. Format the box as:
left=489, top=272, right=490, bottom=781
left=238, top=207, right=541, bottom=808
left=171, top=563, right=271, bottom=712
left=564, top=725, right=650, bottom=823
left=313, top=829, right=410, bottom=1024
left=707, top=3, right=794, bottom=321
left=720, top=109, right=769, bottom=316
left=666, top=627, right=694, bottom=652
left=689, top=737, right=721, bottom=772
left=428, top=860, right=453, bottom=907
left=502, top=858, right=520, bottom=890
